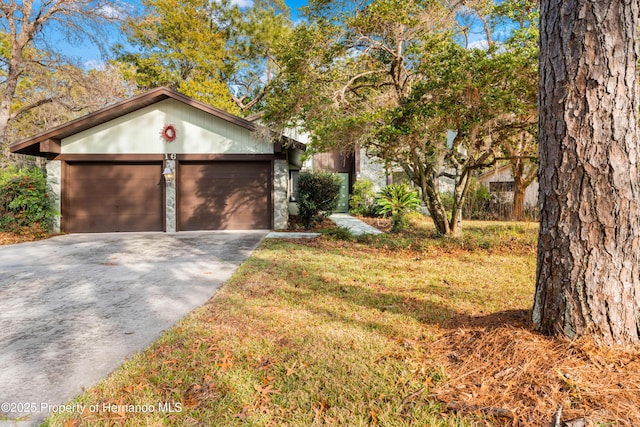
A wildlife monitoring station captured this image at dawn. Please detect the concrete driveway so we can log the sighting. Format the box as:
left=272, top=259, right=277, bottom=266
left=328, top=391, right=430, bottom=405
left=0, top=231, right=267, bottom=425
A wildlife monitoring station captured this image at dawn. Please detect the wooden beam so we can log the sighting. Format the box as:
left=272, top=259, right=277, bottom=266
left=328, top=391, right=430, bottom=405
left=39, top=139, right=61, bottom=154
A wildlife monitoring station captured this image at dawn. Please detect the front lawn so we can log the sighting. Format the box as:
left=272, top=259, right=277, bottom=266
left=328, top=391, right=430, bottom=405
left=45, top=218, right=640, bottom=426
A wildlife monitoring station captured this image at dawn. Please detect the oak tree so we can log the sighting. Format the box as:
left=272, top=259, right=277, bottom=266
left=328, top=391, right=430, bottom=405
left=265, top=0, right=538, bottom=235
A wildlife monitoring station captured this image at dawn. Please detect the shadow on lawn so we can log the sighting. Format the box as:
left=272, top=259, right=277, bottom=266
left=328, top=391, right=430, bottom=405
left=269, top=251, right=532, bottom=336
left=441, top=308, right=532, bottom=331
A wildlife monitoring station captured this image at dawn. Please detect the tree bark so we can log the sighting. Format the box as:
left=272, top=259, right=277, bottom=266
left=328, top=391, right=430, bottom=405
left=534, top=0, right=640, bottom=345
left=512, top=183, right=525, bottom=221
left=511, top=158, right=533, bottom=221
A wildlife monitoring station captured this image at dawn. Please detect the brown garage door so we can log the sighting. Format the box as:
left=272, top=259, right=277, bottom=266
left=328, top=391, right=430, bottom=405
left=178, top=161, right=271, bottom=230
left=64, top=162, right=164, bottom=233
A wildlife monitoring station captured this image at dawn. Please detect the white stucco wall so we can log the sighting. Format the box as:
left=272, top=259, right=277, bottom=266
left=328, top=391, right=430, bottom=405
left=62, top=99, right=272, bottom=155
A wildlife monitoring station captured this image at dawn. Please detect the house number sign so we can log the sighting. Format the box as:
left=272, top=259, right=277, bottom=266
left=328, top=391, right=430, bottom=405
left=165, top=153, right=177, bottom=160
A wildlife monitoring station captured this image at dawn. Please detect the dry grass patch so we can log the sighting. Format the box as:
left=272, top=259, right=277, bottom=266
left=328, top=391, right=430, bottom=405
left=44, top=218, right=640, bottom=426
left=0, top=225, right=51, bottom=245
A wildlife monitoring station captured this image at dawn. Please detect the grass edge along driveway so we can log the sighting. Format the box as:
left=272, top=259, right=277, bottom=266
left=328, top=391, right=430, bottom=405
left=45, top=220, right=640, bottom=426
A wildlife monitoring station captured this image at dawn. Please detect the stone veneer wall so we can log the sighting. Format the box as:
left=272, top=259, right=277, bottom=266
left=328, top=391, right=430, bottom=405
left=358, top=148, right=387, bottom=191
left=165, top=159, right=176, bottom=232
left=45, top=160, right=62, bottom=233
left=273, top=159, right=289, bottom=230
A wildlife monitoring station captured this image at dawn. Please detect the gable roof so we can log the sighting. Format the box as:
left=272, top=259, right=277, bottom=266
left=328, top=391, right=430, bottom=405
left=10, top=87, right=260, bottom=157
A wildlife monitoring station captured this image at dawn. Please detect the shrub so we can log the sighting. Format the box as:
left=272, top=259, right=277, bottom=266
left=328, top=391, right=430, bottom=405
left=462, top=179, right=491, bottom=219
left=376, top=184, right=421, bottom=232
left=349, top=179, right=378, bottom=217
left=439, top=179, right=492, bottom=220
left=319, top=226, right=354, bottom=241
left=0, top=166, right=56, bottom=233
left=297, top=171, right=341, bottom=230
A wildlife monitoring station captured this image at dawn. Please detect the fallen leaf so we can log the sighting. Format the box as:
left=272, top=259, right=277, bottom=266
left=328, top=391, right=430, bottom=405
left=370, top=408, right=378, bottom=426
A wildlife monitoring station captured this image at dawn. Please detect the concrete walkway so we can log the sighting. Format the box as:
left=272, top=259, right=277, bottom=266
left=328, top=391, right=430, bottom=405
left=266, top=214, right=383, bottom=239
left=329, top=213, right=383, bottom=236
left=266, top=231, right=320, bottom=238
left=0, top=231, right=267, bottom=426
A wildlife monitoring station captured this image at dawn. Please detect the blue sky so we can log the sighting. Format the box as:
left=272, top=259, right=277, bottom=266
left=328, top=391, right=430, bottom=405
left=64, top=0, right=308, bottom=68
left=285, top=0, right=308, bottom=18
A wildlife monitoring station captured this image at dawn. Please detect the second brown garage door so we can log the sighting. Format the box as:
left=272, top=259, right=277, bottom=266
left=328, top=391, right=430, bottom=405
left=178, top=161, right=271, bottom=230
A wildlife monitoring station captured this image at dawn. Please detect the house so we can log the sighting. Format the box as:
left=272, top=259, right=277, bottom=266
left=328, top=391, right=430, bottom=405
left=10, top=87, right=305, bottom=233
left=269, top=123, right=389, bottom=215
left=476, top=164, right=538, bottom=207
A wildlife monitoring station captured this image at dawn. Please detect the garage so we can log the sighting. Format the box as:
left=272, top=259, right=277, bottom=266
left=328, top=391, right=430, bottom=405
left=178, top=161, right=271, bottom=231
left=9, top=87, right=296, bottom=233
left=63, top=162, right=164, bottom=233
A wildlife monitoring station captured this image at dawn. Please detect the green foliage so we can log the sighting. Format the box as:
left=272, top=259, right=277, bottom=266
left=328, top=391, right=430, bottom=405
left=319, top=226, right=354, bottom=241
left=263, top=0, right=539, bottom=236
left=376, top=184, right=421, bottom=217
left=462, top=180, right=492, bottom=219
left=349, top=179, right=378, bottom=217
left=118, top=0, right=292, bottom=114
left=117, top=0, right=237, bottom=112
left=297, top=171, right=341, bottom=230
left=376, top=184, right=421, bottom=232
left=440, top=181, right=492, bottom=220
left=0, top=167, right=56, bottom=233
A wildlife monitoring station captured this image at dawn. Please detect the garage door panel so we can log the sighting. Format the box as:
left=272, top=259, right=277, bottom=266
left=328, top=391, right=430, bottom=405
left=178, top=162, right=271, bottom=231
left=64, top=162, right=164, bottom=233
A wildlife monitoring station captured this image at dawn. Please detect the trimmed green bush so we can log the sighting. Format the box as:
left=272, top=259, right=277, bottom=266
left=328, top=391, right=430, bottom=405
left=297, top=171, right=341, bottom=230
left=0, top=166, right=56, bottom=233
left=376, top=183, right=421, bottom=232
left=349, top=179, right=379, bottom=217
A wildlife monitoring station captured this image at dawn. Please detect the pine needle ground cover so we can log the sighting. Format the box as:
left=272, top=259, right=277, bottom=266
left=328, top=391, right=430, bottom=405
left=45, top=220, right=640, bottom=426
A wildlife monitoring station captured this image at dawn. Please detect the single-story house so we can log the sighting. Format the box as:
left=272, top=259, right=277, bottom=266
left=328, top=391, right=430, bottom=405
left=10, top=87, right=305, bottom=233
left=476, top=164, right=538, bottom=207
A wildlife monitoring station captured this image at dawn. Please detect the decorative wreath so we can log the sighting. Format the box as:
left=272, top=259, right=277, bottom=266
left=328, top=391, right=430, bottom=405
left=161, top=124, right=177, bottom=142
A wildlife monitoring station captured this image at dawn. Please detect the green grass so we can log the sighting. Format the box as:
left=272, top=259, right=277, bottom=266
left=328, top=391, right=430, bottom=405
left=44, top=218, right=537, bottom=426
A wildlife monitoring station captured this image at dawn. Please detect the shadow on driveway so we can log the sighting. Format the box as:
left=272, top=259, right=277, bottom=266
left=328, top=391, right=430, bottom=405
left=0, top=231, right=266, bottom=425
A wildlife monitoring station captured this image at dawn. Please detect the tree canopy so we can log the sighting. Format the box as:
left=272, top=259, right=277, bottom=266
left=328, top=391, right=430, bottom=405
left=117, top=0, right=292, bottom=115
left=0, top=0, right=126, bottom=153
left=263, top=0, right=539, bottom=235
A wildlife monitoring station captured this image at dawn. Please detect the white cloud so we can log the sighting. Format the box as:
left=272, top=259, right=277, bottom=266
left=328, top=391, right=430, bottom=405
left=467, top=39, right=489, bottom=50
left=96, top=3, right=130, bottom=20
left=230, top=0, right=254, bottom=7
left=83, top=60, right=107, bottom=71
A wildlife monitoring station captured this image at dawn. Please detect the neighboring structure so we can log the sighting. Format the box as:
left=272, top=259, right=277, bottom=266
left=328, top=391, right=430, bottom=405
left=10, top=87, right=304, bottom=233
left=476, top=164, right=539, bottom=208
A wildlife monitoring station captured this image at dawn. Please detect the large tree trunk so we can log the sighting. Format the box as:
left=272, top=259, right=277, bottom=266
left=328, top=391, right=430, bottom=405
left=534, top=0, right=640, bottom=345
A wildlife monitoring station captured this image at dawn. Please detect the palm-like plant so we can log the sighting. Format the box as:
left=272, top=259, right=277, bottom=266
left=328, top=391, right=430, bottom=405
left=376, top=184, right=421, bottom=232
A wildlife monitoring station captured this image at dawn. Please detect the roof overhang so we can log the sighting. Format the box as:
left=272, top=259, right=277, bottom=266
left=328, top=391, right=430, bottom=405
left=10, top=87, right=264, bottom=157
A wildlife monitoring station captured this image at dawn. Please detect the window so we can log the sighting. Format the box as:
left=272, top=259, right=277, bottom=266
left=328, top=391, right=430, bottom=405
left=289, top=170, right=300, bottom=201
left=489, top=181, right=515, bottom=192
